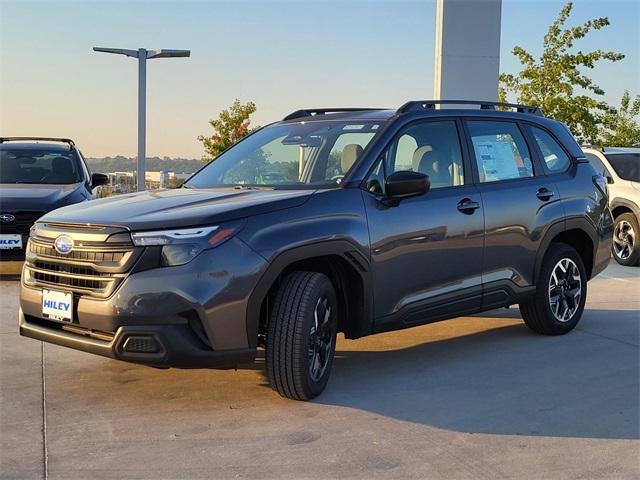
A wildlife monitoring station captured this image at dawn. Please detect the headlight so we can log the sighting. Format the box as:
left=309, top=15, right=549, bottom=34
left=131, top=222, right=242, bottom=266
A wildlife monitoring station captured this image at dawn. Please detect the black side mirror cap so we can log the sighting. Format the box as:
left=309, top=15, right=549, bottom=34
left=385, top=170, right=430, bottom=200
left=606, top=175, right=614, bottom=184
left=91, top=172, right=109, bottom=188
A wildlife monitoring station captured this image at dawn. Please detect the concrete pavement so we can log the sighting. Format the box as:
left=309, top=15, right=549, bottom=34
left=1, top=261, right=638, bottom=479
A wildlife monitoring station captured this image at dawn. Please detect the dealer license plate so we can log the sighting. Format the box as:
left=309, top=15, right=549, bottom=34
left=0, top=234, right=22, bottom=250
left=42, top=289, right=73, bottom=322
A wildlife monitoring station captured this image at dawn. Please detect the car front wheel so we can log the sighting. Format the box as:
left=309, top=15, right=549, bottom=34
left=266, top=271, right=338, bottom=401
left=520, top=243, right=587, bottom=335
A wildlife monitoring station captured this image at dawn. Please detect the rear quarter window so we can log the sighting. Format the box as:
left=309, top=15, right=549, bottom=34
left=530, top=127, right=571, bottom=173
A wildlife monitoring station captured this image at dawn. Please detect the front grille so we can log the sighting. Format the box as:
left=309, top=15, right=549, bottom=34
left=0, top=211, right=43, bottom=235
left=29, top=241, right=128, bottom=263
left=32, top=260, right=110, bottom=291
left=23, top=223, right=141, bottom=298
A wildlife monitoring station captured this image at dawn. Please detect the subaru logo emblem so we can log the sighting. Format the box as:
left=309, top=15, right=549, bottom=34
left=0, top=214, right=15, bottom=223
left=54, top=235, right=74, bottom=255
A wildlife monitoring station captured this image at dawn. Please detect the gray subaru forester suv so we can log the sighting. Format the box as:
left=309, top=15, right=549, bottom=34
left=19, top=100, right=613, bottom=400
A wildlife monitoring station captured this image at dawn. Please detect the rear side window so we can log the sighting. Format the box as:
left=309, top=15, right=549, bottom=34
left=467, top=121, right=533, bottom=182
left=530, top=127, right=571, bottom=173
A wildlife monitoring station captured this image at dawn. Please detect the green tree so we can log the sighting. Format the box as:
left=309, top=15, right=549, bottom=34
left=599, top=91, right=640, bottom=147
left=499, top=1, right=624, bottom=143
left=198, top=99, right=258, bottom=163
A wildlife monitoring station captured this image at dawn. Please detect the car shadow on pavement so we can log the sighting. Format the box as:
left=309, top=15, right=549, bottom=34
left=317, top=309, right=639, bottom=441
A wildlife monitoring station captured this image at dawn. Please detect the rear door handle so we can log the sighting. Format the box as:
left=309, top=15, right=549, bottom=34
left=457, top=198, right=480, bottom=214
left=536, top=187, right=555, bottom=201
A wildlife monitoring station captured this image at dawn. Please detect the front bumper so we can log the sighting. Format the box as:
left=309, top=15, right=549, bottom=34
left=19, top=309, right=255, bottom=368
left=19, top=237, right=266, bottom=368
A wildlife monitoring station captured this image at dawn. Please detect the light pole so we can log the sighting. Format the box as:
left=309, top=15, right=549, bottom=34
left=93, top=47, right=190, bottom=191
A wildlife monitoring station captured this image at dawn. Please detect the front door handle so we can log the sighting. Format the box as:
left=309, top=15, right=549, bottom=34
left=536, top=187, right=555, bottom=201
left=457, top=198, right=480, bottom=214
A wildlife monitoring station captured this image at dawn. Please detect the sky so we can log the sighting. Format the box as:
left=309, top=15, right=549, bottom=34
left=0, top=0, right=638, bottom=159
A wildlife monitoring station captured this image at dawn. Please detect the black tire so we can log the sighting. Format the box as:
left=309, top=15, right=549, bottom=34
left=612, top=212, right=640, bottom=266
left=519, top=243, right=587, bottom=335
left=266, top=271, right=338, bottom=401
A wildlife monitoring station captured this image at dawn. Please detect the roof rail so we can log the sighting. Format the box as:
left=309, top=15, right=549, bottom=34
left=397, top=100, right=543, bottom=116
left=283, top=108, right=384, bottom=121
left=0, top=137, right=76, bottom=149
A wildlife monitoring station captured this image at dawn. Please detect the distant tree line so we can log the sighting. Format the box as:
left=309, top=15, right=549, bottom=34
left=86, top=156, right=203, bottom=174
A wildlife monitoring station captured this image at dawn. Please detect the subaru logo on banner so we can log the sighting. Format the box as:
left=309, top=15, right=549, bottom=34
left=54, top=235, right=74, bottom=255
left=0, top=214, right=16, bottom=223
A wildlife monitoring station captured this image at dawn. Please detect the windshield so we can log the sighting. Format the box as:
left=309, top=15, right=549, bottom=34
left=185, top=120, right=382, bottom=189
left=606, top=153, right=640, bottom=182
left=0, top=148, right=83, bottom=185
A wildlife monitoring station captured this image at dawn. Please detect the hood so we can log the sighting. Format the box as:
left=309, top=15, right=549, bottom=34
left=0, top=183, right=87, bottom=212
left=40, top=187, right=315, bottom=231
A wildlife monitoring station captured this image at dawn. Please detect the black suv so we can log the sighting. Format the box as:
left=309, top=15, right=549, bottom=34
left=19, top=101, right=613, bottom=400
left=0, top=137, right=108, bottom=263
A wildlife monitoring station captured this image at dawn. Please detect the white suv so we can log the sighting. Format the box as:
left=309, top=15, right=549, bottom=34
left=583, top=147, right=640, bottom=266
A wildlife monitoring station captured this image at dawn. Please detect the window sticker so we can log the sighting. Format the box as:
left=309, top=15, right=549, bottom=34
left=473, top=135, right=520, bottom=181
left=342, top=124, right=365, bottom=130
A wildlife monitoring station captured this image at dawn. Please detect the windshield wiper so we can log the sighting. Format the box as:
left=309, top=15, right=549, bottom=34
left=233, top=185, right=274, bottom=190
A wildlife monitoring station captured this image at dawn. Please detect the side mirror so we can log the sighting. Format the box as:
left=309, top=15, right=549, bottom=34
left=606, top=175, right=614, bottom=184
left=385, top=171, right=430, bottom=200
left=91, top=172, right=109, bottom=188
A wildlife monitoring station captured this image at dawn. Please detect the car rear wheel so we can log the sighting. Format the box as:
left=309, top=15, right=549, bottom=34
left=266, top=271, right=338, bottom=401
left=612, top=213, right=640, bottom=266
left=519, top=243, right=587, bottom=335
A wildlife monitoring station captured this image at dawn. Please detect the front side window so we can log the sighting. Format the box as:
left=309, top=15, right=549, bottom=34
left=0, top=149, right=83, bottom=185
left=365, top=120, right=464, bottom=194
left=186, top=121, right=381, bottom=189
left=468, top=121, right=534, bottom=182
left=606, top=154, right=640, bottom=182
left=531, top=127, right=571, bottom=173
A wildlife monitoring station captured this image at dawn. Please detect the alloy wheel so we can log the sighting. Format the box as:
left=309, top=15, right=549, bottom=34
left=548, top=258, right=582, bottom=322
left=308, top=297, right=333, bottom=382
left=613, top=220, right=635, bottom=261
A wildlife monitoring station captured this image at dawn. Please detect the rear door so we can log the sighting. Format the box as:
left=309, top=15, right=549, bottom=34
left=465, top=119, right=565, bottom=307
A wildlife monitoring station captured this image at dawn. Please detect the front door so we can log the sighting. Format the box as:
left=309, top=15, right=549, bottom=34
left=363, top=119, right=484, bottom=331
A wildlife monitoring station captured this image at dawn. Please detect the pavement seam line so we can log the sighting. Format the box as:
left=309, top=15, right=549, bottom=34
left=599, top=274, right=636, bottom=283
left=576, top=327, right=640, bottom=348
left=41, top=342, right=49, bottom=480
